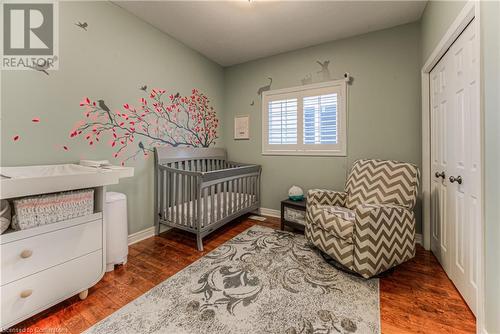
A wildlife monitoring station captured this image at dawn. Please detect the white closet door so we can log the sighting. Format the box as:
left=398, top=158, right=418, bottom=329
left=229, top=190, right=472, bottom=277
left=430, top=57, right=451, bottom=273
left=430, top=19, right=479, bottom=315
left=448, top=19, right=480, bottom=315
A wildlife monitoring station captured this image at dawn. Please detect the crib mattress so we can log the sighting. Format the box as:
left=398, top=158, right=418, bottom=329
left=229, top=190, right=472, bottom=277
left=165, top=192, right=256, bottom=226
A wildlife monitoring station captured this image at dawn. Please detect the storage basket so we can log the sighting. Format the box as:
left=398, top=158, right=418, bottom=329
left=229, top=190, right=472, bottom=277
left=284, top=206, right=306, bottom=226
left=0, top=199, right=11, bottom=234
left=11, top=189, right=94, bottom=230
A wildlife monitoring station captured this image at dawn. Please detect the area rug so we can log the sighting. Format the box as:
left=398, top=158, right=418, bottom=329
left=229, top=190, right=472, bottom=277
left=85, top=226, right=380, bottom=333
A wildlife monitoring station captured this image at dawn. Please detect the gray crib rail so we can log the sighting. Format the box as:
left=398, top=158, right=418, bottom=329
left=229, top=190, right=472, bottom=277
left=154, top=147, right=261, bottom=251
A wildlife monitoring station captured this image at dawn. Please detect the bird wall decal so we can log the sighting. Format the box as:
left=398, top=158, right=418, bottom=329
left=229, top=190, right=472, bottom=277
left=257, top=77, right=272, bottom=97
left=317, top=60, right=331, bottom=81
left=301, top=73, right=312, bottom=85
left=97, top=99, right=113, bottom=122
left=75, top=22, right=88, bottom=31
left=140, top=85, right=147, bottom=91
left=26, top=56, right=58, bottom=75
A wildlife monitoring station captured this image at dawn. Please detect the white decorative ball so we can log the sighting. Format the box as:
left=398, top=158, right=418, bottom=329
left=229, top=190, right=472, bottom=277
left=288, top=185, right=304, bottom=201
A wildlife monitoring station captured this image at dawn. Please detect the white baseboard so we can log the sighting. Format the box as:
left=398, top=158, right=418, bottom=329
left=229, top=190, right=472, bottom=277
left=128, top=212, right=424, bottom=247
left=257, top=207, right=424, bottom=245
left=415, top=233, right=422, bottom=245
left=128, top=226, right=155, bottom=245
left=258, top=207, right=280, bottom=218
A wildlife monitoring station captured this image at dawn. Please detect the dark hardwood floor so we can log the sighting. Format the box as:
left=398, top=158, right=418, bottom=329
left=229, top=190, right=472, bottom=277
left=8, top=216, right=476, bottom=334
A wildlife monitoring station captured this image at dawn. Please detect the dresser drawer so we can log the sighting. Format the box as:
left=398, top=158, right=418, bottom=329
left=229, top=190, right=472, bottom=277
left=1, top=250, right=102, bottom=330
left=1, top=219, right=102, bottom=285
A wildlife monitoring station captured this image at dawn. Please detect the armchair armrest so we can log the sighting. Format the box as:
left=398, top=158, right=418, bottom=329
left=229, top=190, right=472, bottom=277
left=306, top=189, right=347, bottom=208
left=352, top=203, right=416, bottom=278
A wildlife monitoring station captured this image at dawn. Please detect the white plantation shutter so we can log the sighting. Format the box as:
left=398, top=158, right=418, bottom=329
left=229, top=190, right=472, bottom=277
left=268, top=99, right=297, bottom=144
left=262, top=80, right=346, bottom=156
left=303, top=93, right=337, bottom=145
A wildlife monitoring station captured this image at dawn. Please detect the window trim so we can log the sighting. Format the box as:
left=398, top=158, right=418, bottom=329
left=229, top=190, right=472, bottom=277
left=261, top=79, right=347, bottom=156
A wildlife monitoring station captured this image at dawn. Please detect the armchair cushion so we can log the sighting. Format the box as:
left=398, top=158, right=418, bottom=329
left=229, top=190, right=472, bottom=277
left=306, top=205, right=355, bottom=242
left=306, top=189, right=346, bottom=208
left=352, top=203, right=416, bottom=278
left=345, top=159, right=419, bottom=210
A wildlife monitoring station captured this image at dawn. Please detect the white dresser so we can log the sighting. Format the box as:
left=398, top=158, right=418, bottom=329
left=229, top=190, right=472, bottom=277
left=0, top=164, right=133, bottom=330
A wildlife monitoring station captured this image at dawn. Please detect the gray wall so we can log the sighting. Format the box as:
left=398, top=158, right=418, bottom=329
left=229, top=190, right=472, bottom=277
left=420, top=1, right=467, bottom=61
left=0, top=1, right=225, bottom=235
left=481, top=2, right=500, bottom=332
left=223, top=22, right=422, bottom=231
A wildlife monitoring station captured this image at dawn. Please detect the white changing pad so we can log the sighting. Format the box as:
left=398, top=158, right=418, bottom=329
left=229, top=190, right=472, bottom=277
left=0, top=164, right=98, bottom=179
left=166, top=192, right=256, bottom=226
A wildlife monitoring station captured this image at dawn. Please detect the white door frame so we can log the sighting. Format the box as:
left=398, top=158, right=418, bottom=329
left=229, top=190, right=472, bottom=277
left=421, top=1, right=484, bottom=333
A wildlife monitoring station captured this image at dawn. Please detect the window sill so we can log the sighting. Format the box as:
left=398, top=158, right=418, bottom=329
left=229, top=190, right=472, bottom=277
left=261, top=151, right=347, bottom=157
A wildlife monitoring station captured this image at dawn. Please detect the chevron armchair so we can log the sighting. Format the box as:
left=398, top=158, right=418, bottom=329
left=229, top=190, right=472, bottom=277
left=305, top=159, right=420, bottom=278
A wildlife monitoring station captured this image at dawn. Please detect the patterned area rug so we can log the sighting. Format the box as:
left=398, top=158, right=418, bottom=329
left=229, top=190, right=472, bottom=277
left=85, top=226, right=380, bottom=333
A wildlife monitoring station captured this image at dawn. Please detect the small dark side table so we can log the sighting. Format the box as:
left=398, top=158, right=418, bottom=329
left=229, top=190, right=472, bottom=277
left=280, top=198, right=306, bottom=232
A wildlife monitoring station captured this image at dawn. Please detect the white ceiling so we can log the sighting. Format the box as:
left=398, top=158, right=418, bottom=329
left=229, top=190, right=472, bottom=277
left=116, top=1, right=427, bottom=67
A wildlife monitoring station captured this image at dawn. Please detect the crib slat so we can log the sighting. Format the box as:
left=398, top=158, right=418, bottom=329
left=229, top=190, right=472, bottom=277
left=170, top=170, right=174, bottom=223
left=240, top=177, right=244, bottom=209
left=247, top=176, right=251, bottom=206
left=166, top=170, right=170, bottom=221
left=171, top=170, right=175, bottom=224
left=227, top=179, right=232, bottom=214
left=248, top=176, right=251, bottom=205
left=217, top=183, right=222, bottom=220
left=247, top=176, right=250, bottom=207
left=211, top=185, right=215, bottom=224
left=249, top=176, right=253, bottom=205
left=203, top=187, right=208, bottom=227
left=193, top=176, right=197, bottom=228
left=159, top=169, right=164, bottom=220
left=252, top=176, right=256, bottom=204
left=182, top=173, right=186, bottom=227
left=221, top=181, right=226, bottom=218
left=186, top=174, right=189, bottom=227
left=243, top=177, right=250, bottom=208
left=175, top=173, right=182, bottom=225
left=232, top=179, right=236, bottom=213
left=241, top=177, right=244, bottom=209
left=165, top=170, right=169, bottom=218
left=249, top=177, right=253, bottom=205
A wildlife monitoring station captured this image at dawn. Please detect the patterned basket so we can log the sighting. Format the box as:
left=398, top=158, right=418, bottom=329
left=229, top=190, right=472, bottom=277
left=11, top=189, right=94, bottom=230
left=284, top=207, right=306, bottom=226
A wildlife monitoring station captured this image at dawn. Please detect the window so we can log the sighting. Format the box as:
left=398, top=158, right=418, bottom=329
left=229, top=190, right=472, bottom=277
left=262, top=80, right=347, bottom=156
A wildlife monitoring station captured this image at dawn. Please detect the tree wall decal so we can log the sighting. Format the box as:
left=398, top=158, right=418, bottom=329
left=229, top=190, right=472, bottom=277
left=71, top=88, right=219, bottom=165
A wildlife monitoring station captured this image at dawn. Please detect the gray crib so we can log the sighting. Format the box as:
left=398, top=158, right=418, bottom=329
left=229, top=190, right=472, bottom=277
left=154, top=147, right=261, bottom=251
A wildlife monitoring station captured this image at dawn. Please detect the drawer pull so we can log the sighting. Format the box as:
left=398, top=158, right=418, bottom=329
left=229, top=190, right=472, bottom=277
left=20, top=289, right=33, bottom=298
left=20, top=249, right=33, bottom=259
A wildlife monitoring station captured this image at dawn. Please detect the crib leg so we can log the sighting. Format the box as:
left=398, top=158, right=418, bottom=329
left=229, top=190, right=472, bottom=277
left=155, top=216, right=160, bottom=236
left=196, top=235, right=204, bottom=252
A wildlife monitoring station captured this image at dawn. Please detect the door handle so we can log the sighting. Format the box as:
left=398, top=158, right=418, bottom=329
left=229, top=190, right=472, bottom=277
left=449, top=175, right=463, bottom=184
left=435, top=171, right=446, bottom=179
